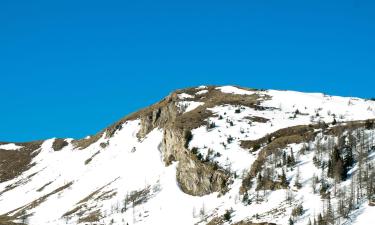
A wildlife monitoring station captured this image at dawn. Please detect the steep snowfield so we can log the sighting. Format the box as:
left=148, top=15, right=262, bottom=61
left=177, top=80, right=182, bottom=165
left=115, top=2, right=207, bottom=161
left=0, top=121, right=223, bottom=225
left=1, top=86, right=375, bottom=225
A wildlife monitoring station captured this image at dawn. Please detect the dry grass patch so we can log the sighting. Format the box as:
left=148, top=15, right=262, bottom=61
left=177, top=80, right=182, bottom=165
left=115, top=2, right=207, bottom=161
left=0, top=141, right=42, bottom=183
left=52, top=139, right=68, bottom=151
left=84, top=151, right=100, bottom=165
left=240, top=124, right=324, bottom=192
left=72, top=133, right=103, bottom=150
left=36, top=181, right=54, bottom=192
left=77, top=210, right=101, bottom=223
left=0, top=215, right=25, bottom=225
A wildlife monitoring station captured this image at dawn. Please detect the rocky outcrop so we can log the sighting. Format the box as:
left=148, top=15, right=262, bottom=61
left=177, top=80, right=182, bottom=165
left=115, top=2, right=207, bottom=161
left=162, top=128, right=230, bottom=196
left=137, top=94, right=180, bottom=139
left=176, top=158, right=230, bottom=196
left=127, top=89, right=231, bottom=196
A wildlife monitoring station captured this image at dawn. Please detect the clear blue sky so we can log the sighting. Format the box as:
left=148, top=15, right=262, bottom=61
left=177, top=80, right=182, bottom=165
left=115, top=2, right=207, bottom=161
left=1, top=0, right=374, bottom=142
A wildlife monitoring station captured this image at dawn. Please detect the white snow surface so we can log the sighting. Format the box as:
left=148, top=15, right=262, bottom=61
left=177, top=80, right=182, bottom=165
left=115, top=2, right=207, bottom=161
left=216, top=86, right=255, bottom=95
left=177, top=101, right=204, bottom=113
left=177, top=93, right=194, bottom=99
left=0, top=143, right=23, bottom=150
left=196, top=90, right=209, bottom=95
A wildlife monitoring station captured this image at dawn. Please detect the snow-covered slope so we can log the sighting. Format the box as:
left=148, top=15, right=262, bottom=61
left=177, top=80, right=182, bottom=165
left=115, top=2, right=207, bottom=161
left=1, top=86, right=374, bottom=225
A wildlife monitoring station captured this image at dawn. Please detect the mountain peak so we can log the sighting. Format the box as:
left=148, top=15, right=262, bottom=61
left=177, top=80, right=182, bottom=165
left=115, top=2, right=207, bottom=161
left=1, top=86, right=375, bottom=225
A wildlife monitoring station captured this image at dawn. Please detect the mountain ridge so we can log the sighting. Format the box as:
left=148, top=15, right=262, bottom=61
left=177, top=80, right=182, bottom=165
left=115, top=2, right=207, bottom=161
left=1, top=85, right=375, bottom=225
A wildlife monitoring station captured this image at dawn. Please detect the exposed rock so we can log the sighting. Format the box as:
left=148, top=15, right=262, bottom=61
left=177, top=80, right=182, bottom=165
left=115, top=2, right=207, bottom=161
left=162, top=128, right=230, bottom=196
left=129, top=89, right=233, bottom=196
left=52, top=138, right=68, bottom=151
left=176, top=158, right=230, bottom=196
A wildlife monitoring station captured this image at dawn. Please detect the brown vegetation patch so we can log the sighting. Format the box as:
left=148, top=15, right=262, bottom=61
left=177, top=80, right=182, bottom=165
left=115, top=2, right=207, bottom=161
left=325, top=119, right=375, bottom=136
left=77, top=210, right=101, bottom=223
left=84, top=151, right=100, bottom=165
left=241, top=124, right=324, bottom=152
left=95, top=189, right=117, bottom=202
left=62, top=177, right=120, bottom=219
left=240, top=124, right=325, bottom=192
left=206, top=216, right=224, bottom=225
left=36, top=181, right=53, bottom=192
left=245, top=116, right=270, bottom=124
left=173, top=88, right=266, bottom=131
left=62, top=179, right=119, bottom=222
left=126, top=185, right=154, bottom=207
left=52, top=139, right=68, bottom=151
left=241, top=119, right=375, bottom=193
left=255, top=179, right=287, bottom=191
left=0, top=215, right=25, bottom=225
left=72, top=133, right=103, bottom=150
left=0, top=141, right=42, bottom=183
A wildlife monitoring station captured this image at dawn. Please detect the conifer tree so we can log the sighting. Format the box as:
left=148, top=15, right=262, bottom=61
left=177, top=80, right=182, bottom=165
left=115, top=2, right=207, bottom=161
left=281, top=169, right=288, bottom=187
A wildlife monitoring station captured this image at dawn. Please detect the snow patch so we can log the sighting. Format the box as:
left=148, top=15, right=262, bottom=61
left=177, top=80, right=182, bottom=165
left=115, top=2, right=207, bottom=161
left=216, top=86, right=255, bottom=95
left=196, top=85, right=207, bottom=90
left=196, top=90, right=208, bottom=95
left=177, top=101, right=204, bottom=113
left=178, top=93, right=194, bottom=99
left=0, top=143, right=23, bottom=150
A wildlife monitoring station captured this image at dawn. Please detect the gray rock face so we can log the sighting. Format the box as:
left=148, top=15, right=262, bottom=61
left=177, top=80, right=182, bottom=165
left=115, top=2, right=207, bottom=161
left=162, top=128, right=230, bottom=196
left=134, top=91, right=230, bottom=196
left=137, top=95, right=179, bottom=139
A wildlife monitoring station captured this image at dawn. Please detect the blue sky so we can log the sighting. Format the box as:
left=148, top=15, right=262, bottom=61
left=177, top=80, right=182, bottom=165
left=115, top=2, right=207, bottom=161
left=1, top=0, right=374, bottom=142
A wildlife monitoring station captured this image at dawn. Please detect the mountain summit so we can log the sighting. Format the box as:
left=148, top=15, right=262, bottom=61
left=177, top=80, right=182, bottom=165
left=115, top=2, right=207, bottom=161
left=1, top=85, right=375, bottom=225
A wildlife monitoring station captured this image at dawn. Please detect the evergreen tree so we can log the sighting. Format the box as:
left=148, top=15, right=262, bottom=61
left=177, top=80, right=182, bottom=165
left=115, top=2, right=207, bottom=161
left=287, top=149, right=296, bottom=167
left=328, top=147, right=347, bottom=181
left=281, top=169, right=288, bottom=187
left=283, top=151, right=287, bottom=166
left=343, top=147, right=354, bottom=171
left=242, top=191, right=250, bottom=205
left=327, top=160, right=333, bottom=178
left=257, top=173, right=264, bottom=190
left=334, top=158, right=346, bottom=181
left=223, top=209, right=232, bottom=222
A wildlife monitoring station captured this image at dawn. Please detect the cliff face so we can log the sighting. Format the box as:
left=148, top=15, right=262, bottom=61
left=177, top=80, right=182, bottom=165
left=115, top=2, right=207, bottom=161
left=133, top=90, right=231, bottom=196
left=1, top=85, right=375, bottom=225
left=162, top=128, right=230, bottom=196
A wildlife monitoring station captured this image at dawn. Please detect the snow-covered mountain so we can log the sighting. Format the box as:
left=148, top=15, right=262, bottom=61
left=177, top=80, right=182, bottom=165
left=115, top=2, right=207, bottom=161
left=1, top=85, right=375, bottom=225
